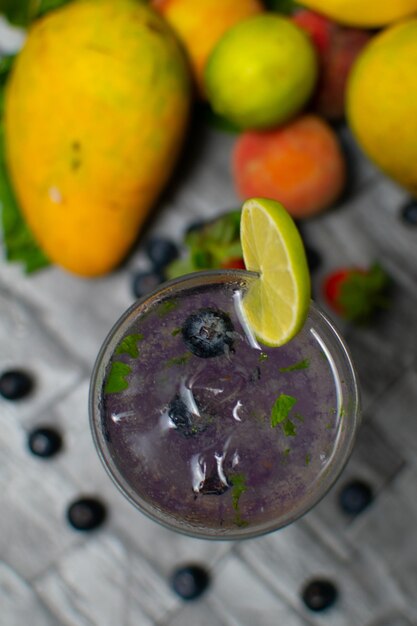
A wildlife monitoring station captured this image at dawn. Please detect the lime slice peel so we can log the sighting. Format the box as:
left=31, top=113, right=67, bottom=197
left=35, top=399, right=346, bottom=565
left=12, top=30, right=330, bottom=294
left=240, top=197, right=311, bottom=347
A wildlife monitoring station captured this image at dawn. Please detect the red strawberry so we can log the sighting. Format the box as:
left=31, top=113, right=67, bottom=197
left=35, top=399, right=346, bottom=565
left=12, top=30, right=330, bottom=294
left=323, top=263, right=391, bottom=323
left=221, top=257, right=245, bottom=270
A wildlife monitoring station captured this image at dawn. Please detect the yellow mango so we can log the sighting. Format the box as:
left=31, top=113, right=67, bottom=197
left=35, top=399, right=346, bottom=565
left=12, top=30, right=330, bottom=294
left=5, top=0, right=191, bottom=276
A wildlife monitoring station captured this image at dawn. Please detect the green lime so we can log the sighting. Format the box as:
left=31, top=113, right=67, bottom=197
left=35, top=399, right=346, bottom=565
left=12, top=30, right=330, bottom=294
left=240, top=197, right=310, bottom=346
left=204, top=14, right=318, bottom=130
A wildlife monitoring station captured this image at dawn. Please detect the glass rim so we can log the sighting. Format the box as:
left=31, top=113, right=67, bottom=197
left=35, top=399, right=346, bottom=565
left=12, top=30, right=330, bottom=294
left=89, top=269, right=361, bottom=540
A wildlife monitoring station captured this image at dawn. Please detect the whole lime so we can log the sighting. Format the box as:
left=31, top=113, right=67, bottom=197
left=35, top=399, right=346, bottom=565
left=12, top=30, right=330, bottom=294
left=203, top=14, right=318, bottom=130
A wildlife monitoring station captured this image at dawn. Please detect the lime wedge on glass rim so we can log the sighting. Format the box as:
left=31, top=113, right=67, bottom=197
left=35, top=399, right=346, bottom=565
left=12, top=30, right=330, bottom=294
left=240, top=197, right=311, bottom=347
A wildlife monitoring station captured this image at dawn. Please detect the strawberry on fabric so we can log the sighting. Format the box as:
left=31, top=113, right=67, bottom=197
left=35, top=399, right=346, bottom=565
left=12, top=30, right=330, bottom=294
left=323, top=263, right=391, bottom=323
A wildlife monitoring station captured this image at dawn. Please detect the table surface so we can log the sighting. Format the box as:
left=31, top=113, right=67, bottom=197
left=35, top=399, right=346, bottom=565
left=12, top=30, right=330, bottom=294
left=2, top=18, right=417, bottom=626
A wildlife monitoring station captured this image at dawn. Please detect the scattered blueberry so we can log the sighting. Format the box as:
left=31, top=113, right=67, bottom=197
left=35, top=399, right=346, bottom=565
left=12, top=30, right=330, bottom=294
left=66, top=497, right=107, bottom=531
left=145, top=237, right=179, bottom=269
left=401, top=199, right=417, bottom=225
left=182, top=307, right=234, bottom=358
left=338, top=479, right=373, bottom=515
left=131, top=270, right=164, bottom=299
left=171, top=564, right=210, bottom=601
left=28, top=427, right=62, bottom=458
left=0, top=369, right=34, bottom=400
left=301, top=579, right=338, bottom=612
left=167, top=394, right=208, bottom=437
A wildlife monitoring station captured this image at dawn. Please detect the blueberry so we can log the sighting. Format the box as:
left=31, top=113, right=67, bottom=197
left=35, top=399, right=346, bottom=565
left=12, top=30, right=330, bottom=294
left=401, top=199, right=417, bottom=225
left=167, top=394, right=208, bottom=437
left=0, top=369, right=34, bottom=400
left=66, top=497, right=107, bottom=531
left=301, top=579, right=338, bottom=612
left=171, top=564, right=210, bottom=601
left=145, top=237, right=179, bottom=269
left=182, top=308, right=234, bottom=358
left=131, top=270, right=164, bottom=299
left=338, top=479, right=373, bottom=515
left=28, top=427, right=62, bottom=458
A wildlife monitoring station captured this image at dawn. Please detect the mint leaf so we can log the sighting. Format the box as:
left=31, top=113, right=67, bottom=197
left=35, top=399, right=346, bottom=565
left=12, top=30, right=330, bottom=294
left=165, top=353, right=190, bottom=368
left=279, top=358, right=309, bottom=373
left=339, top=263, right=391, bottom=324
left=115, top=334, right=144, bottom=359
left=282, top=419, right=297, bottom=437
left=0, top=58, right=50, bottom=274
left=1, top=0, right=72, bottom=26
left=198, top=102, right=241, bottom=134
left=230, top=473, right=247, bottom=511
left=158, top=300, right=177, bottom=317
left=270, top=394, right=297, bottom=427
left=104, top=362, right=132, bottom=394
left=263, top=0, right=301, bottom=14
left=165, top=210, right=242, bottom=279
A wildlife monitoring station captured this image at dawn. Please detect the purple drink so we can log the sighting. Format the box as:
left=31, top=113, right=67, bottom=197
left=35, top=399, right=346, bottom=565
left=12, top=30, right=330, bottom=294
left=90, top=270, right=360, bottom=539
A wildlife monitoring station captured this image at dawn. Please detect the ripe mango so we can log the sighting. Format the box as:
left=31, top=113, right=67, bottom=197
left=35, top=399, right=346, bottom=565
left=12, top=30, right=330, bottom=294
left=5, top=0, right=191, bottom=276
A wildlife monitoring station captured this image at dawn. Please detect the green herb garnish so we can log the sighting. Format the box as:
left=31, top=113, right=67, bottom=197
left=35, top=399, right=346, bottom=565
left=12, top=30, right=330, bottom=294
left=165, top=210, right=242, bottom=279
left=171, top=327, right=181, bottom=337
left=282, top=419, right=297, bottom=437
left=230, top=473, right=248, bottom=527
left=1, top=0, right=72, bottom=26
left=270, top=394, right=297, bottom=427
left=258, top=352, right=268, bottom=363
left=115, top=333, right=144, bottom=359
left=158, top=300, right=177, bottom=317
left=165, top=353, right=191, bottom=368
left=104, top=362, right=132, bottom=394
left=279, top=358, right=309, bottom=373
left=305, top=453, right=311, bottom=466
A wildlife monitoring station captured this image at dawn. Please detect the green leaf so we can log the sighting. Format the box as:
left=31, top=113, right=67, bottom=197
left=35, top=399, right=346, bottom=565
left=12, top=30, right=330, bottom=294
left=115, top=334, right=144, bottom=359
left=104, top=361, right=132, bottom=395
left=165, top=353, right=191, bottom=368
left=1, top=0, right=73, bottom=26
left=263, top=0, right=301, bottom=14
left=158, top=300, right=177, bottom=317
left=338, top=263, right=392, bottom=324
left=279, top=358, right=309, bottom=373
left=282, top=419, right=297, bottom=437
left=0, top=56, right=50, bottom=273
left=270, top=394, right=297, bottom=427
left=198, top=102, right=241, bottom=134
left=165, top=210, right=243, bottom=279
left=230, top=473, right=247, bottom=511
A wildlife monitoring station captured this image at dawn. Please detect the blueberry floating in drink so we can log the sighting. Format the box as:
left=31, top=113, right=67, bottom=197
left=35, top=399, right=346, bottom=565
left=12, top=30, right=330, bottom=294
left=182, top=307, right=235, bottom=358
left=90, top=199, right=361, bottom=539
